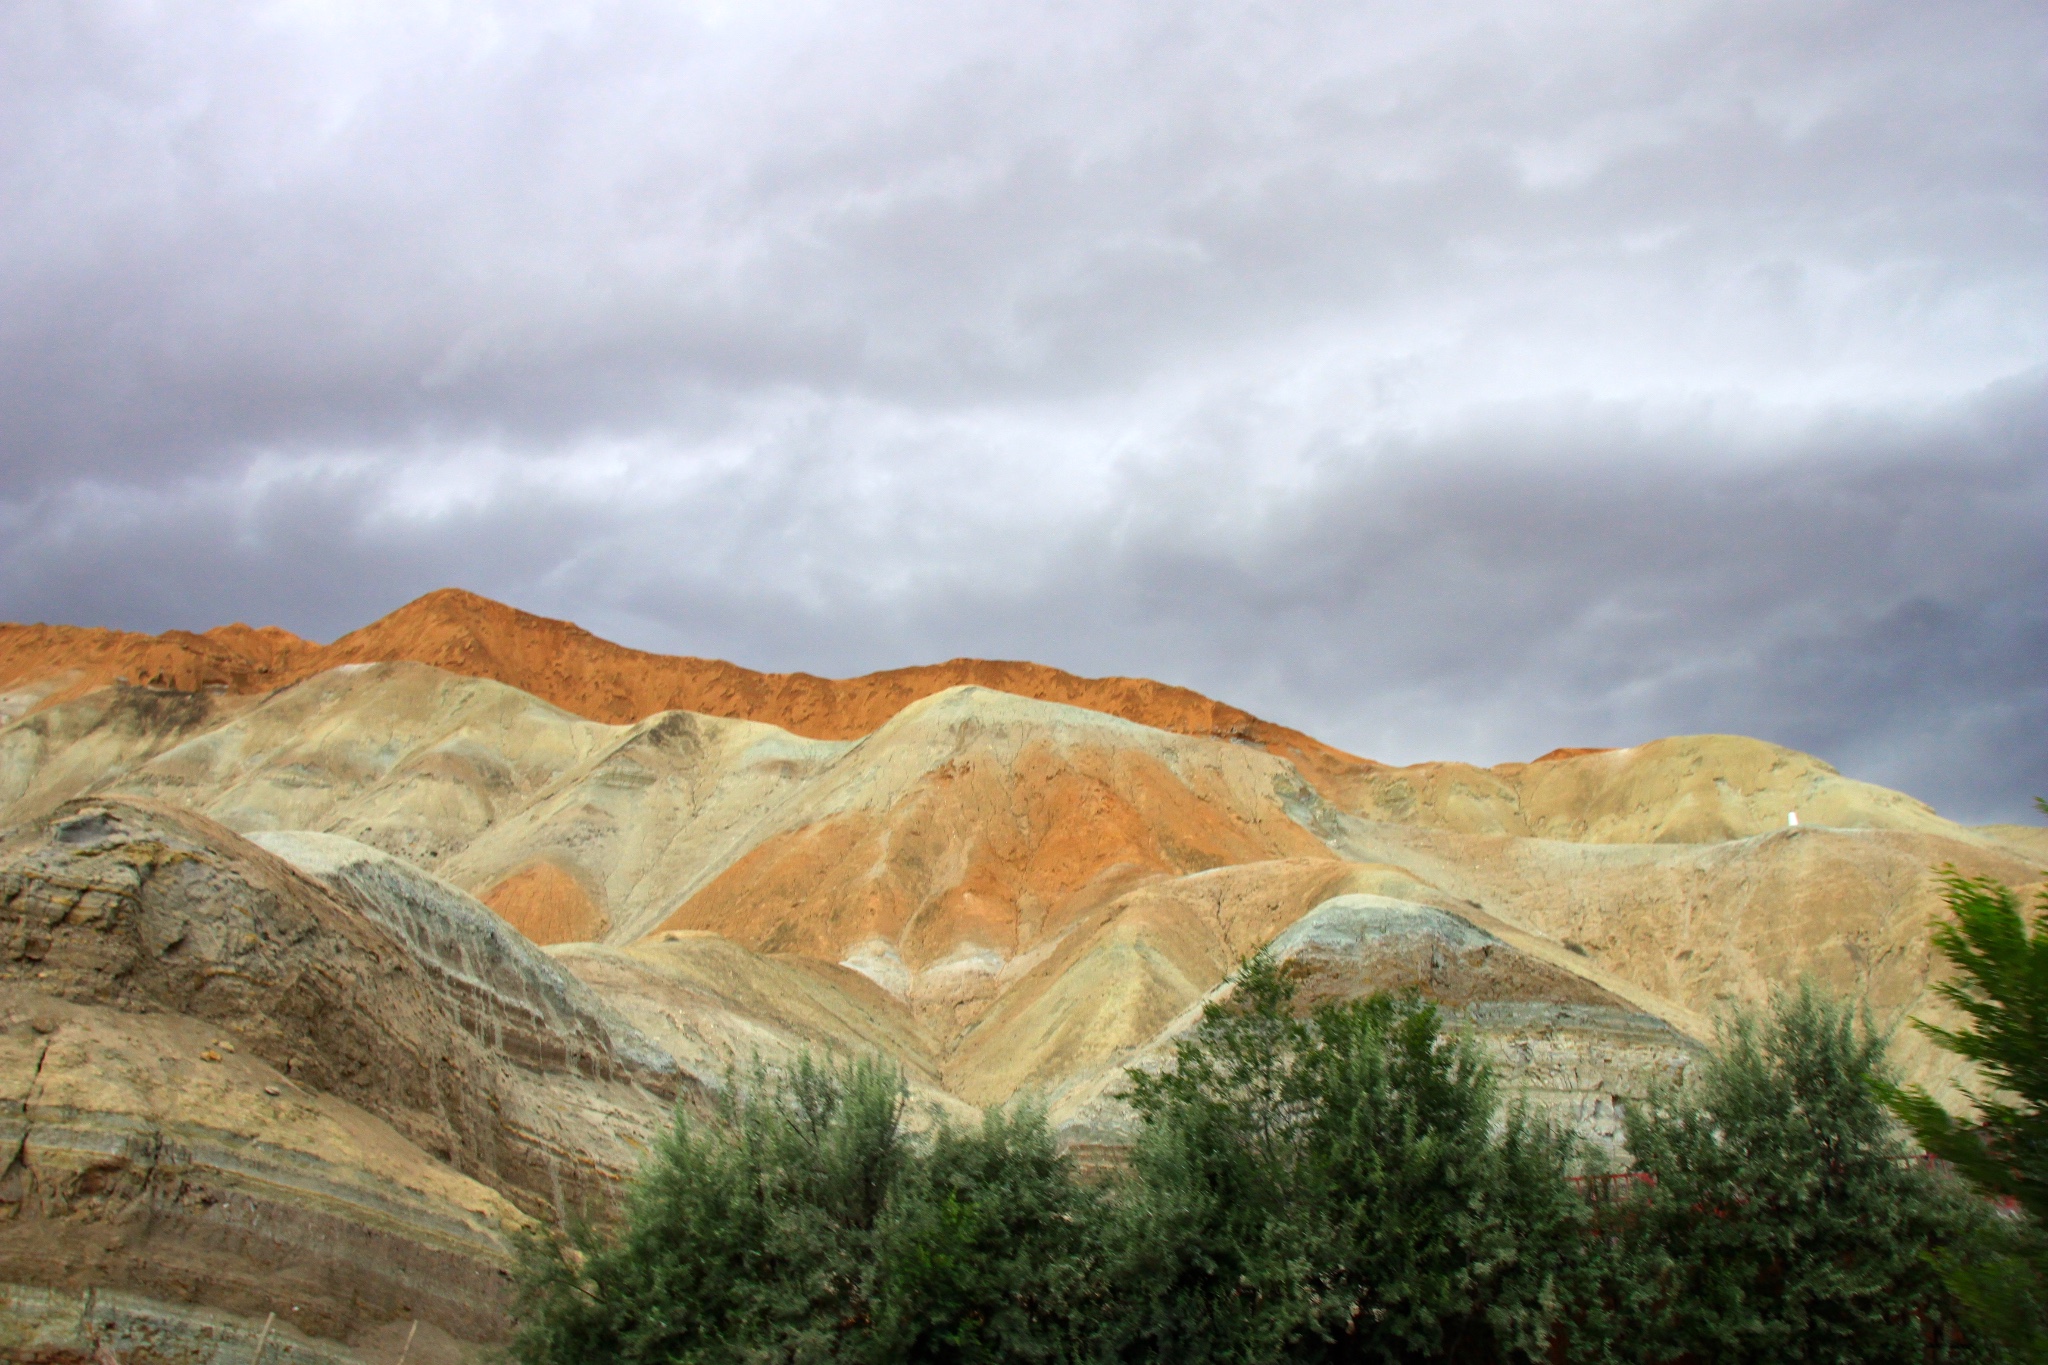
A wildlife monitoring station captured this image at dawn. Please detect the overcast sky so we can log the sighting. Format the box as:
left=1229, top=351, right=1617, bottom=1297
left=2, top=1, right=2042, bottom=821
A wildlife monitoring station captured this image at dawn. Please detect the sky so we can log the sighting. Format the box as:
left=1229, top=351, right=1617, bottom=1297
left=1, top=1, right=2043, bottom=822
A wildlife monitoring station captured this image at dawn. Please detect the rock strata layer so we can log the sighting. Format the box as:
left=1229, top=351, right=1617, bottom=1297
left=0, top=800, right=692, bottom=1358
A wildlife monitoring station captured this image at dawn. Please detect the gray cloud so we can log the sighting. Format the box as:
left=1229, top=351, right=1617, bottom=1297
left=1, top=0, right=2043, bottom=821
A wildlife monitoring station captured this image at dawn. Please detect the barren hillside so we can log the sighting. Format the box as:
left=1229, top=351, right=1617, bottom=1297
left=2, top=592, right=2041, bottom=1361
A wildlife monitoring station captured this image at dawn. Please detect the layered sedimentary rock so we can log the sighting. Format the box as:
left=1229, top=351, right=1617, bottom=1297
left=0, top=592, right=2043, bottom=1360
left=0, top=800, right=689, bottom=1360
left=1266, top=896, right=1699, bottom=1150
left=0, top=995, right=520, bottom=1353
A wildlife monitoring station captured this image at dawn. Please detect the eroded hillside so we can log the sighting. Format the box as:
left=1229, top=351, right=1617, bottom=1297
left=2, top=593, right=2041, bottom=1362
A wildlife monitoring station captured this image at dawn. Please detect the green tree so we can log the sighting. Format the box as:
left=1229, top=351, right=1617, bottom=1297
left=870, top=1102, right=1106, bottom=1363
left=1622, top=982, right=1985, bottom=1364
left=1105, top=954, right=1602, bottom=1364
left=509, top=1054, right=1104, bottom=1365
left=1882, top=859, right=2048, bottom=1221
left=1879, top=842, right=2048, bottom=1359
left=1105, top=956, right=1328, bottom=1363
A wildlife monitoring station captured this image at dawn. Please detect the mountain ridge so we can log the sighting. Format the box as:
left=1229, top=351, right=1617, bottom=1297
left=0, top=587, right=1379, bottom=799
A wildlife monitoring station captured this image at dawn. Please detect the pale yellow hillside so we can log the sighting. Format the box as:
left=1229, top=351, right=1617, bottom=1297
left=105, top=663, right=617, bottom=865
left=1348, top=735, right=1975, bottom=844
left=551, top=934, right=974, bottom=1125
left=0, top=684, right=260, bottom=825
left=0, top=664, right=864, bottom=946
left=1977, top=822, right=2048, bottom=867
left=1324, top=815, right=2045, bottom=1107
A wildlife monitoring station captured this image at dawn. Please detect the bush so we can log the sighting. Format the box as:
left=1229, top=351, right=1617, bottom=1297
left=510, top=964, right=2007, bottom=1363
left=1103, top=955, right=1603, bottom=1364
left=509, top=1054, right=1103, bottom=1365
left=1619, top=982, right=1988, bottom=1364
left=870, top=1103, right=1106, bottom=1362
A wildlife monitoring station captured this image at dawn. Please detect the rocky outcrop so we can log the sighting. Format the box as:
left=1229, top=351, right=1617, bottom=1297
left=0, top=801, right=684, bottom=1203
left=1265, top=896, right=1700, bottom=1151
left=246, top=830, right=676, bottom=1091
left=1, top=1282, right=368, bottom=1364
left=0, top=800, right=695, bottom=1358
left=0, top=994, right=520, bottom=1352
left=1266, top=896, right=1631, bottom=1010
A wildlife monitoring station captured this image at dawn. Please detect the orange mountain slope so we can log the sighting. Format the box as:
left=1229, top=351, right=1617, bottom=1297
left=0, top=587, right=1378, bottom=796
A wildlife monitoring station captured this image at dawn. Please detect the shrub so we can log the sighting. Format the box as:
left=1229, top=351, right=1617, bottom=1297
left=870, top=1102, right=1107, bottom=1363
left=1104, top=955, right=1602, bottom=1364
left=1619, top=982, right=1988, bottom=1364
left=509, top=1054, right=1103, bottom=1365
left=509, top=962, right=2009, bottom=1363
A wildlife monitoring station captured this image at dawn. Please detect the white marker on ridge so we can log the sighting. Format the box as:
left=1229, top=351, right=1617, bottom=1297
left=1788, top=811, right=1799, bottom=828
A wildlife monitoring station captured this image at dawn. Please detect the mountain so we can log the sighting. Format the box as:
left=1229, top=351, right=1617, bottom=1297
left=1, top=592, right=2041, bottom=1361
left=0, top=588, right=1372, bottom=798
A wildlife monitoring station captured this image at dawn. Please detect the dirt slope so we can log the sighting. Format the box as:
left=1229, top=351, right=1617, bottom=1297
left=0, top=661, right=861, bottom=946
left=651, top=687, right=1336, bottom=977
left=1320, top=813, right=2047, bottom=1107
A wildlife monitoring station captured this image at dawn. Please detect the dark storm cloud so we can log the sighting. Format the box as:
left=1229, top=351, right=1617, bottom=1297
left=1, top=0, right=2043, bottom=819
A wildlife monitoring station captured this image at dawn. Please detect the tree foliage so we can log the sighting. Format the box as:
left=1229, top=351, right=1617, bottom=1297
left=1106, top=954, right=1602, bottom=1364
left=1878, top=843, right=2048, bottom=1360
left=1882, top=862, right=2048, bottom=1222
left=1622, top=982, right=1987, bottom=1364
left=511, top=958, right=2007, bottom=1363
left=509, top=1054, right=1102, bottom=1365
